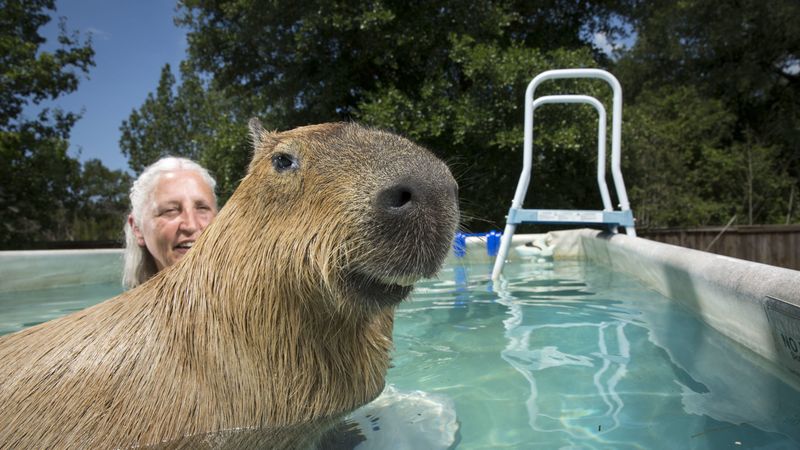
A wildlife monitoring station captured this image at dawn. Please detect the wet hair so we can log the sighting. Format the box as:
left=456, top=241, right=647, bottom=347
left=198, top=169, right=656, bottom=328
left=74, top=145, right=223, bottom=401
left=122, top=157, right=217, bottom=289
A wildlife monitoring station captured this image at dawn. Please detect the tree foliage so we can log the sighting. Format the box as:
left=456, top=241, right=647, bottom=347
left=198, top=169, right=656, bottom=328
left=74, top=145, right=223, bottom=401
left=624, top=85, right=737, bottom=226
left=70, top=159, right=133, bottom=242
left=119, top=62, right=251, bottom=201
left=118, top=0, right=800, bottom=231
left=616, top=0, right=799, bottom=226
left=0, top=0, right=130, bottom=247
left=120, top=0, right=628, bottom=228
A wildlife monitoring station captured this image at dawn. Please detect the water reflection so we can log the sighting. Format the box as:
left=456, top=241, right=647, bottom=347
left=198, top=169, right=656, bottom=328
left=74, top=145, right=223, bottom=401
left=450, top=259, right=800, bottom=448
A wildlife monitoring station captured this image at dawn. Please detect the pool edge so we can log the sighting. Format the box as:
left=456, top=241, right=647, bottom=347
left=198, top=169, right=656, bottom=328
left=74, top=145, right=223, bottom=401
left=575, top=228, right=800, bottom=389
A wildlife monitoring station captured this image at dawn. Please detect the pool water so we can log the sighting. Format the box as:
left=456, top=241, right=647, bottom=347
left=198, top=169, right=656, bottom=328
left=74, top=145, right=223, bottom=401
left=2, top=260, right=800, bottom=449
left=0, top=282, right=123, bottom=335
left=388, top=259, right=800, bottom=449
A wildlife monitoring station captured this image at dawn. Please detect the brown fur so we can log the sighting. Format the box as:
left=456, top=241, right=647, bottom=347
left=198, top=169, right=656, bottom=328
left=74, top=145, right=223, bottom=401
left=0, top=122, right=459, bottom=449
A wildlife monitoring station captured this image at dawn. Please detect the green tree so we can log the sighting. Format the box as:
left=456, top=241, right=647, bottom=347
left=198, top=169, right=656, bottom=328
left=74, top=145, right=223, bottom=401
left=623, top=85, right=793, bottom=227
left=119, top=62, right=251, bottom=202
left=118, top=0, right=630, bottom=228
left=0, top=0, right=94, bottom=246
left=119, top=64, right=191, bottom=174
left=624, top=85, right=736, bottom=227
left=614, top=0, right=800, bottom=225
left=177, top=0, right=615, bottom=127
left=70, top=159, right=132, bottom=241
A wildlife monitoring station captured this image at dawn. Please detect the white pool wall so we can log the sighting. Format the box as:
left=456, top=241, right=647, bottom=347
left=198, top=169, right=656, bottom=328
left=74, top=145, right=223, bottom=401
left=0, top=249, right=123, bottom=293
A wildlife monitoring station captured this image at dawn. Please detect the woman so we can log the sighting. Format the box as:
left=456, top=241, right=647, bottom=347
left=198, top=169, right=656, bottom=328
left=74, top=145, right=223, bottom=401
left=122, top=157, right=218, bottom=289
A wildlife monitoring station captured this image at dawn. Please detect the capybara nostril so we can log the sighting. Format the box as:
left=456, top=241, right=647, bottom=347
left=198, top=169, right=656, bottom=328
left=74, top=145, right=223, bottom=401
left=376, top=184, right=415, bottom=210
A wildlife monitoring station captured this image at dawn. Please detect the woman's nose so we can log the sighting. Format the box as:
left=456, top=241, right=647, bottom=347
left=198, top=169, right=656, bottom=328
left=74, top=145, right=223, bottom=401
left=179, top=210, right=200, bottom=234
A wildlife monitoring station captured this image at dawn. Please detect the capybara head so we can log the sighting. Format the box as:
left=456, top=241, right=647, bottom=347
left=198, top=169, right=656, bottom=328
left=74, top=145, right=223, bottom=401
left=194, top=120, right=460, bottom=316
left=0, top=121, right=459, bottom=449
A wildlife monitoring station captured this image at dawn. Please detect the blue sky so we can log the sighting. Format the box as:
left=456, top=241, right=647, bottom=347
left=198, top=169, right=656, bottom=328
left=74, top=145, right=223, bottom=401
left=36, top=0, right=188, bottom=172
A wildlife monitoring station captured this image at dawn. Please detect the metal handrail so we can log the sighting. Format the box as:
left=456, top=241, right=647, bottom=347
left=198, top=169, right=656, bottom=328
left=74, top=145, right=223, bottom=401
left=491, top=69, right=636, bottom=281
left=533, top=95, right=613, bottom=211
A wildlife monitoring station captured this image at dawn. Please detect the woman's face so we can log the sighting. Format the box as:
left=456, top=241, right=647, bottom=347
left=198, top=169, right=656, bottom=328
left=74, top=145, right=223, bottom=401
left=131, top=170, right=217, bottom=271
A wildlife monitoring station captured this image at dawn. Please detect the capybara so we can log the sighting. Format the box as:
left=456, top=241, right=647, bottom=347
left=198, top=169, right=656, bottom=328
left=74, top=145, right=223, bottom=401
left=0, top=121, right=459, bottom=449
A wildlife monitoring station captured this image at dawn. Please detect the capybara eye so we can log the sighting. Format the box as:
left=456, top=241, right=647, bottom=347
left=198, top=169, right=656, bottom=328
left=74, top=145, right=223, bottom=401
left=271, top=153, right=298, bottom=172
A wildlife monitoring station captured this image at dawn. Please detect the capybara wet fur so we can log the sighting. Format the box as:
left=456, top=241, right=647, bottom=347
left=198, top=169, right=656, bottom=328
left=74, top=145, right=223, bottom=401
left=0, top=121, right=460, bottom=449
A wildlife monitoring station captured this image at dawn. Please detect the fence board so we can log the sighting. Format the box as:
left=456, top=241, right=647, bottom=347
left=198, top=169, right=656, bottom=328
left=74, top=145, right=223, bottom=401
left=639, top=225, right=800, bottom=271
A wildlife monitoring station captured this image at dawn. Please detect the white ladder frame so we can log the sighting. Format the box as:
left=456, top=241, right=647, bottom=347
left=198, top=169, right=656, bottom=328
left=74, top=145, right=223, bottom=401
left=491, top=69, right=636, bottom=281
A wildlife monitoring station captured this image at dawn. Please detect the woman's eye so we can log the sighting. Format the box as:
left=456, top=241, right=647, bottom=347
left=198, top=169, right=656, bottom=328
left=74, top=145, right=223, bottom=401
left=271, top=153, right=297, bottom=172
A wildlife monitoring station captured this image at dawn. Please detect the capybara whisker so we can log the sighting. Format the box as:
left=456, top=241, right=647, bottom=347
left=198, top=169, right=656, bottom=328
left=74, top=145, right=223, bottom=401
left=0, top=121, right=459, bottom=449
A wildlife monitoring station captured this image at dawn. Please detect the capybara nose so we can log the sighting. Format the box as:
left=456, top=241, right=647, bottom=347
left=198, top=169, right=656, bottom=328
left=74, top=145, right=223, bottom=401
left=374, top=174, right=457, bottom=219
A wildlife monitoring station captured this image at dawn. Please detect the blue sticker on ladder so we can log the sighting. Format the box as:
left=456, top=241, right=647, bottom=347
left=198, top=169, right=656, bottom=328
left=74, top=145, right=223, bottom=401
left=487, top=230, right=501, bottom=257
left=453, top=233, right=467, bottom=258
left=453, top=231, right=503, bottom=257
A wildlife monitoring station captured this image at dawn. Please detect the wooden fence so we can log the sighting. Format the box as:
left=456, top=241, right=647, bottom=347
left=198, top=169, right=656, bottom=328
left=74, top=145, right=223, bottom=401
left=639, top=225, right=800, bottom=271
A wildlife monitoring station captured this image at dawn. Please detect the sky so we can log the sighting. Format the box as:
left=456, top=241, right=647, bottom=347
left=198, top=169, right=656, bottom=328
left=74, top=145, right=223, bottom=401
left=35, top=0, right=188, bottom=173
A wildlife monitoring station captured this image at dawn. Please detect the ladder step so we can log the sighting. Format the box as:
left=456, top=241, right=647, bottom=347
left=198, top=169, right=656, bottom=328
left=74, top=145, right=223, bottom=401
left=507, top=208, right=634, bottom=227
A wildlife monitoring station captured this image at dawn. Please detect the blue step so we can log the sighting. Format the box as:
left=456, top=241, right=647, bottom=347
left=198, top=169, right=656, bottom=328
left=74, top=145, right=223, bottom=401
left=507, top=208, right=635, bottom=228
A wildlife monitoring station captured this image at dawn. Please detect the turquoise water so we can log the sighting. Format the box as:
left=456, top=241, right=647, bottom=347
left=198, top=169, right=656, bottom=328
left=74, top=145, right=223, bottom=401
left=0, top=282, right=123, bottom=335
left=3, top=260, right=800, bottom=449
left=388, top=260, right=800, bottom=449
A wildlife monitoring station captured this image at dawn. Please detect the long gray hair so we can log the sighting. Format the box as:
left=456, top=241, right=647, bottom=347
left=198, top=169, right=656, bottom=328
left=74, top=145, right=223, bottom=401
left=122, top=157, right=217, bottom=289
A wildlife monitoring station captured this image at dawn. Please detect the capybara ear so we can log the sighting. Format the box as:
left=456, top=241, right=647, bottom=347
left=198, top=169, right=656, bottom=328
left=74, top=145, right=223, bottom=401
left=248, top=117, right=271, bottom=148
left=248, top=117, right=279, bottom=172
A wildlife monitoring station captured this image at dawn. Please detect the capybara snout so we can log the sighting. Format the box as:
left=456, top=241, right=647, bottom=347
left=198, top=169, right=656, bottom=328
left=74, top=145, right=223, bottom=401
left=369, top=160, right=460, bottom=274
left=246, top=120, right=460, bottom=309
left=374, top=172, right=459, bottom=220
left=353, top=155, right=460, bottom=307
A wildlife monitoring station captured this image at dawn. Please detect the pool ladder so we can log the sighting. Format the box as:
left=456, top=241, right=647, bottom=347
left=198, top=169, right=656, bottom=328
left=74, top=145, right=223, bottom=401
left=491, top=69, right=636, bottom=281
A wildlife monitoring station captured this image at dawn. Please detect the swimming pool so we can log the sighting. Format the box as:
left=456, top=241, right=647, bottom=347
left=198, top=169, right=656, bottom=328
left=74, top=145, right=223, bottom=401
left=388, top=259, right=800, bottom=448
left=1, top=230, right=799, bottom=448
